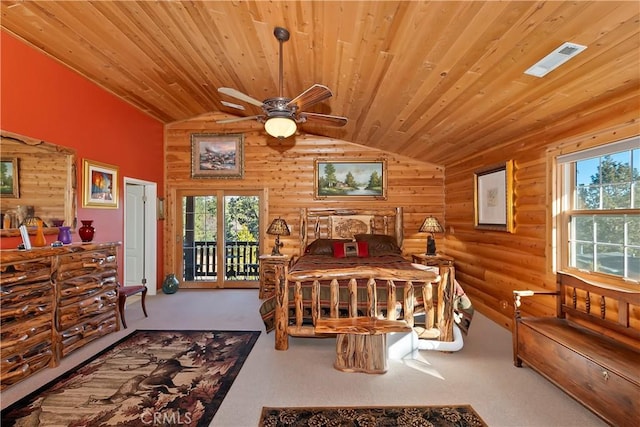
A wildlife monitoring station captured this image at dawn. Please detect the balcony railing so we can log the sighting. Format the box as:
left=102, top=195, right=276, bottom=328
left=183, top=240, right=259, bottom=281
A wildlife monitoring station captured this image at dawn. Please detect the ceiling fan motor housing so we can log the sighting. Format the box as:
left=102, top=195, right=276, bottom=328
left=263, top=97, right=298, bottom=120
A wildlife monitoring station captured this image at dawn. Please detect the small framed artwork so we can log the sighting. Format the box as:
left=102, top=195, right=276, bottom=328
left=191, top=133, right=244, bottom=178
left=0, top=157, right=19, bottom=198
left=474, top=160, right=514, bottom=232
left=314, top=159, right=387, bottom=200
left=82, top=159, right=119, bottom=208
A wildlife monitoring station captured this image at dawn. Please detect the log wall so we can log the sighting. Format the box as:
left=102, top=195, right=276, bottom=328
left=166, top=112, right=639, bottom=333
left=445, top=111, right=639, bottom=330
left=164, top=113, right=444, bottom=278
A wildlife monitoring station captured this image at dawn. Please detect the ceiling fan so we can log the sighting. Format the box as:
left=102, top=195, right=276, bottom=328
left=216, top=27, right=348, bottom=139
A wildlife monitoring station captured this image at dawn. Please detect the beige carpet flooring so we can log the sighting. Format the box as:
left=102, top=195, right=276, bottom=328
left=1, top=289, right=606, bottom=427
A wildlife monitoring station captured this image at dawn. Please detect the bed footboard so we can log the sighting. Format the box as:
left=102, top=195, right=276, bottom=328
left=274, top=265, right=455, bottom=351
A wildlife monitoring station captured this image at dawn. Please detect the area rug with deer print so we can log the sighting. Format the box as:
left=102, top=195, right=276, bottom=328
left=259, top=405, right=488, bottom=427
left=1, top=330, right=260, bottom=427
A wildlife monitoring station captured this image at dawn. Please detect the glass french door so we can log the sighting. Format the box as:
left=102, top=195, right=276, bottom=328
left=178, top=189, right=263, bottom=289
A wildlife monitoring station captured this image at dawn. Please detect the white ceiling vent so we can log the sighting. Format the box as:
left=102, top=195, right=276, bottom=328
left=524, top=42, right=587, bottom=78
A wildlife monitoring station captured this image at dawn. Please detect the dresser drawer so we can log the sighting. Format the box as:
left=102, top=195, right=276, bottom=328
left=0, top=258, right=55, bottom=389
left=0, top=243, right=121, bottom=389
left=1, top=318, right=54, bottom=388
left=54, top=246, right=119, bottom=359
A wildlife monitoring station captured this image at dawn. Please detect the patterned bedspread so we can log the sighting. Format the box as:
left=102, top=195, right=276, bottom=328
left=290, top=253, right=417, bottom=273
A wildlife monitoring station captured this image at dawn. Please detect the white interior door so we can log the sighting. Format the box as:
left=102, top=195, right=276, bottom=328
left=124, top=178, right=157, bottom=295
left=125, top=184, right=145, bottom=284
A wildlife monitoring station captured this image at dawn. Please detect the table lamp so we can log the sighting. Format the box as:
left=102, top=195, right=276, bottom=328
left=419, top=216, right=444, bottom=255
left=266, top=217, right=290, bottom=255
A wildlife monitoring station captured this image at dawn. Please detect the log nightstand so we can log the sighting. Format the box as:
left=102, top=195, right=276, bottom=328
left=411, top=253, right=454, bottom=268
left=258, top=254, right=290, bottom=299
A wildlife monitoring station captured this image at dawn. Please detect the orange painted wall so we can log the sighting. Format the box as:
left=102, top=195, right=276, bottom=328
left=0, top=31, right=165, bottom=287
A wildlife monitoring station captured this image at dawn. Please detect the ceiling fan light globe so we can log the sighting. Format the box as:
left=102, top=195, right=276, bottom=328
left=265, top=117, right=297, bottom=138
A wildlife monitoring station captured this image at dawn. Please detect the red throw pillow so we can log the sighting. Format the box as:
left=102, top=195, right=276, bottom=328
left=333, top=241, right=369, bottom=258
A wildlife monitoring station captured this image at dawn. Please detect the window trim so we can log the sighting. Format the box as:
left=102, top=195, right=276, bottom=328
left=551, top=135, right=639, bottom=289
left=176, top=188, right=267, bottom=289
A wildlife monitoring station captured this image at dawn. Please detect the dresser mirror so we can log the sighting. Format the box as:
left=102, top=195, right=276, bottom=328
left=1, top=130, right=77, bottom=237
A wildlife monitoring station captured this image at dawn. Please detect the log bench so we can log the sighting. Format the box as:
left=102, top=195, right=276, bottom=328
left=513, top=271, right=640, bottom=427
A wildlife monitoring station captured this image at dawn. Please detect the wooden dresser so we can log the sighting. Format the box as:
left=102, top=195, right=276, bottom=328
left=1, top=242, right=120, bottom=389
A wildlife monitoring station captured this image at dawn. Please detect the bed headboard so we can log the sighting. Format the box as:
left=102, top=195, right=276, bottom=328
left=299, top=207, right=403, bottom=256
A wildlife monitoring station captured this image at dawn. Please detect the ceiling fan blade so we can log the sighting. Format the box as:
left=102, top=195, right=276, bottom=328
left=220, top=100, right=245, bottom=110
left=287, top=84, right=333, bottom=111
left=300, top=112, right=348, bottom=127
left=218, top=87, right=264, bottom=107
left=216, top=115, right=263, bottom=124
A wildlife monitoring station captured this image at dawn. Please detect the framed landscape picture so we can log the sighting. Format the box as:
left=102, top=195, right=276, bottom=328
left=82, top=159, right=119, bottom=208
left=0, top=157, right=19, bottom=198
left=314, top=159, right=387, bottom=200
left=474, top=160, right=514, bottom=232
left=191, top=133, right=244, bottom=178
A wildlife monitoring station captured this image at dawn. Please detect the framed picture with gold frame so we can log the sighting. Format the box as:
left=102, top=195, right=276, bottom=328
left=82, top=159, right=119, bottom=208
left=474, top=160, right=514, bottom=232
left=0, top=157, right=19, bottom=198
left=314, top=159, right=387, bottom=200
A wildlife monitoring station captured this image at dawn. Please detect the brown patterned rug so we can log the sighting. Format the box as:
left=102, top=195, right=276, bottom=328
left=1, top=330, right=260, bottom=427
left=260, top=405, right=488, bottom=427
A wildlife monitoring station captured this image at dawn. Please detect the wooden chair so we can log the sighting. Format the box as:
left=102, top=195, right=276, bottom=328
left=117, top=283, right=148, bottom=328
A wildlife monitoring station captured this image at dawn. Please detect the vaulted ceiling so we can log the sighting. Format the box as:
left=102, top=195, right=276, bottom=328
left=1, top=1, right=639, bottom=166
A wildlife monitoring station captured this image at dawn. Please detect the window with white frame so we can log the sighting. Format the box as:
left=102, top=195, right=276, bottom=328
left=556, top=136, right=639, bottom=282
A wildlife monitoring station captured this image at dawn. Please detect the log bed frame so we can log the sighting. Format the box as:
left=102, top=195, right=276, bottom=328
left=273, top=207, right=456, bottom=364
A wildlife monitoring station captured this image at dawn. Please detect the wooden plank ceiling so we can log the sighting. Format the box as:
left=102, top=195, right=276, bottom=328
left=1, top=1, right=638, bottom=167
